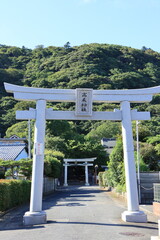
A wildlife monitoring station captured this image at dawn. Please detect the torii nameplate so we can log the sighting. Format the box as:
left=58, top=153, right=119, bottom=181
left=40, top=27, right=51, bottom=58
left=75, top=89, right=93, bottom=117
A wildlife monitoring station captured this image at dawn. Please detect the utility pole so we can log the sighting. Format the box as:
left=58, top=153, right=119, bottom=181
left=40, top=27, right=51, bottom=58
left=136, top=120, right=141, bottom=203
left=28, top=119, right=31, bottom=159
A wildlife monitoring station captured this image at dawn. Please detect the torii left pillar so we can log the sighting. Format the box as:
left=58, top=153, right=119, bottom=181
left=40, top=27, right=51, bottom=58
left=64, top=163, right=68, bottom=187
left=23, top=100, right=47, bottom=225
left=85, top=162, right=89, bottom=186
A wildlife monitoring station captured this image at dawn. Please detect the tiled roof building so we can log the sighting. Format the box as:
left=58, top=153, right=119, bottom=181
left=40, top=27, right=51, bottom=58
left=0, top=136, right=28, bottom=161
left=101, top=138, right=116, bottom=154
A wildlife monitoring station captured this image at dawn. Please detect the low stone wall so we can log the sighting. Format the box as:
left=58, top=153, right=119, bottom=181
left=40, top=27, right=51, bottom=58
left=43, top=177, right=58, bottom=195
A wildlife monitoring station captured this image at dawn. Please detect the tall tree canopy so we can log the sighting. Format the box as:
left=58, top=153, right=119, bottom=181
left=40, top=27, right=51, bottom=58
left=0, top=43, right=160, bottom=170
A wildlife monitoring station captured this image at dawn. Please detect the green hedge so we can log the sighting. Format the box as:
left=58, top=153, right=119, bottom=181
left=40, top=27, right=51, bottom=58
left=0, top=155, right=63, bottom=179
left=44, top=156, right=62, bottom=178
left=98, top=172, right=108, bottom=187
left=0, top=179, right=31, bottom=211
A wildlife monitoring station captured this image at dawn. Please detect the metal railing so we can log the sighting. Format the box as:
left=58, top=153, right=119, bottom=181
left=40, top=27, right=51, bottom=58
left=154, top=183, right=160, bottom=202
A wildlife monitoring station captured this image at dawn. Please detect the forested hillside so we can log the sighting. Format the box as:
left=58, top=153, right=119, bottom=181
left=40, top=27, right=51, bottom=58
left=1, top=43, right=160, bottom=169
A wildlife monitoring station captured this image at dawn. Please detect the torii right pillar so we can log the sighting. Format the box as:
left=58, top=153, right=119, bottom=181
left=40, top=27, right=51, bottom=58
left=121, top=101, right=147, bottom=222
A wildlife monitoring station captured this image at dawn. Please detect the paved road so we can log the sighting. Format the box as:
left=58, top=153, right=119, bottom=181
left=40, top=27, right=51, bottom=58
left=0, top=186, right=159, bottom=240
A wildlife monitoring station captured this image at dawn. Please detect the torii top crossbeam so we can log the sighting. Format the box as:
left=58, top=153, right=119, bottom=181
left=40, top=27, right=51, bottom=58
left=4, top=83, right=160, bottom=103
left=5, top=82, right=160, bottom=121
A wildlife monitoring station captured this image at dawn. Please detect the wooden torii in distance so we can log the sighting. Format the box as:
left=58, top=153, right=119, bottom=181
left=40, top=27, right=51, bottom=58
left=4, top=82, right=160, bottom=226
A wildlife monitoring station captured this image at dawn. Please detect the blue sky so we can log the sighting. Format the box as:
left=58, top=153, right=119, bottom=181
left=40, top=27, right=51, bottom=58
left=1, top=0, right=160, bottom=52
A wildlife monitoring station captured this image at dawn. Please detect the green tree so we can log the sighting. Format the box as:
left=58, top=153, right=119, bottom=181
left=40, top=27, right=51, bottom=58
left=109, top=71, right=146, bottom=89
left=106, top=139, right=126, bottom=192
left=64, top=42, right=71, bottom=49
left=5, top=121, right=28, bottom=138
left=86, top=121, right=121, bottom=141
left=140, top=143, right=159, bottom=170
left=44, top=155, right=62, bottom=178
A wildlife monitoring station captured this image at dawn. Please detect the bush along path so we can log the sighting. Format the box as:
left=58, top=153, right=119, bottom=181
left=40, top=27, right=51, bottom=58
left=0, top=179, right=31, bottom=212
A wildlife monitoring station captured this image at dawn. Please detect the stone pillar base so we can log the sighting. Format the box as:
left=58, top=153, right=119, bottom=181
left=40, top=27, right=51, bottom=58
left=63, top=183, right=68, bottom=187
left=151, top=220, right=160, bottom=239
left=85, top=183, right=90, bottom=186
left=23, top=211, right=47, bottom=225
left=122, top=210, right=147, bottom=223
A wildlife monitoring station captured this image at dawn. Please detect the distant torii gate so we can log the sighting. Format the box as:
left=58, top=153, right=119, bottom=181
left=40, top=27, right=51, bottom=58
left=4, top=82, right=160, bottom=225
left=63, top=158, right=96, bottom=186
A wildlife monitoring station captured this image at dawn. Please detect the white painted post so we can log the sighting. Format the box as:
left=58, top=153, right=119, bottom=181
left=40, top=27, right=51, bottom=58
left=64, top=163, right=68, bottom=187
left=23, top=100, right=47, bottom=225
left=121, top=101, right=147, bottom=223
left=136, top=120, right=141, bottom=203
left=85, top=162, right=89, bottom=186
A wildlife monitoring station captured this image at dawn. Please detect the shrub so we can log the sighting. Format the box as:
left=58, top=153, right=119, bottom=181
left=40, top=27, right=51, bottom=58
left=44, top=155, right=62, bottom=178
left=0, top=179, right=31, bottom=211
left=0, top=154, right=63, bottom=179
left=115, top=183, right=126, bottom=193
left=19, top=159, right=32, bottom=179
left=45, top=150, right=64, bottom=162
left=98, top=171, right=108, bottom=187
left=0, top=171, right=5, bottom=179
left=107, top=139, right=124, bottom=188
left=0, top=159, right=32, bottom=179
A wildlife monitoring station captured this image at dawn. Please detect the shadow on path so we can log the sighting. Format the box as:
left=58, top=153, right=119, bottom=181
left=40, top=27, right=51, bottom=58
left=0, top=185, right=158, bottom=233
left=0, top=220, right=157, bottom=232
left=46, top=220, right=158, bottom=230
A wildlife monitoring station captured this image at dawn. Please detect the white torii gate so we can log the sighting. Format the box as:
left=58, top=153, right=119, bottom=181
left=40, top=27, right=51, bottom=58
left=4, top=82, right=160, bottom=226
left=63, top=158, right=96, bottom=186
